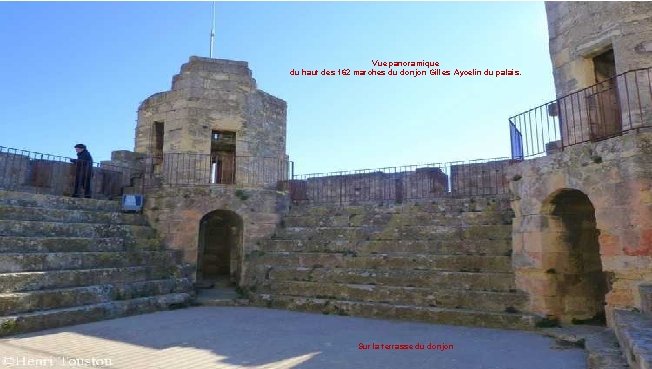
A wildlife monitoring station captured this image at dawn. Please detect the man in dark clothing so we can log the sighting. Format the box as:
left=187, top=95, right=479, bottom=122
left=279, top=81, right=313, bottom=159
left=71, top=144, right=93, bottom=198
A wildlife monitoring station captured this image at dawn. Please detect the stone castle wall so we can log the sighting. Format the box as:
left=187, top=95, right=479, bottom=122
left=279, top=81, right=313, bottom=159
left=290, top=160, right=512, bottom=203
left=143, top=186, right=289, bottom=286
left=508, top=132, right=652, bottom=325
left=0, top=152, right=127, bottom=199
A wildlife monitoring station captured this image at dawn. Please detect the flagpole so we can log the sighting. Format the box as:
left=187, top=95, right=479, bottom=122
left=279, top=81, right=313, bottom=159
left=209, top=1, right=216, bottom=58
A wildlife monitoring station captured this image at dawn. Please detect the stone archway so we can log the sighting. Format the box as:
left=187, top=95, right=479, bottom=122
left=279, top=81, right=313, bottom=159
left=197, top=210, right=244, bottom=288
left=541, top=189, right=609, bottom=324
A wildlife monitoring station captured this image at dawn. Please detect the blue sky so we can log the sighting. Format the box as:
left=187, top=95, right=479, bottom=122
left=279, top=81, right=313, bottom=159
left=0, top=1, right=554, bottom=175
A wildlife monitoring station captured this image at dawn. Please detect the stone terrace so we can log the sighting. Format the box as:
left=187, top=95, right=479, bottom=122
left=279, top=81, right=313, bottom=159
left=247, top=195, right=538, bottom=330
left=0, top=307, right=586, bottom=369
left=0, top=190, right=193, bottom=336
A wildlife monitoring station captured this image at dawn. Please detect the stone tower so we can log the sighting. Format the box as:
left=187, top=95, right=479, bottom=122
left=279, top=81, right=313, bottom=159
left=125, top=57, right=290, bottom=288
left=508, top=2, right=652, bottom=326
left=135, top=56, right=288, bottom=186
left=546, top=2, right=652, bottom=95
left=546, top=2, right=652, bottom=146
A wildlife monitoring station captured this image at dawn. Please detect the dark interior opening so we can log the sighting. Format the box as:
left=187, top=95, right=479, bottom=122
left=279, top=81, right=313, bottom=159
left=198, top=210, right=243, bottom=287
left=210, top=130, right=236, bottom=184
left=550, top=189, right=609, bottom=324
left=153, top=122, right=164, bottom=157
left=589, top=48, right=621, bottom=140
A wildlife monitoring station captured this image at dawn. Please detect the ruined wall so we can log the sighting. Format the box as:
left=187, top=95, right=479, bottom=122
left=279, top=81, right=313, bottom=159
left=508, top=132, right=652, bottom=325
left=291, top=168, right=448, bottom=204
left=450, top=159, right=512, bottom=196
left=290, top=160, right=511, bottom=204
left=143, top=186, right=289, bottom=286
left=0, top=152, right=126, bottom=199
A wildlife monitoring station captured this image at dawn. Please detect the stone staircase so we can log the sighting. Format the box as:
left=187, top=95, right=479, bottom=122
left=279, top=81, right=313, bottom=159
left=248, top=196, right=538, bottom=330
left=611, top=285, right=652, bottom=369
left=0, top=190, right=193, bottom=336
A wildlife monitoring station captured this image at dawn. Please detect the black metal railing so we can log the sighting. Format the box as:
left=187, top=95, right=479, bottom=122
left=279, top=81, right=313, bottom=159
left=0, top=146, right=517, bottom=204
left=144, top=152, right=291, bottom=189
left=0, top=146, right=136, bottom=199
left=510, top=67, right=652, bottom=159
left=289, top=157, right=515, bottom=204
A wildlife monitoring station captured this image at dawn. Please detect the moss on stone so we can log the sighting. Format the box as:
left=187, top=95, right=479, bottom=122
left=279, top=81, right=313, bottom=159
left=505, top=306, right=520, bottom=314
left=235, top=190, right=250, bottom=201
left=0, top=319, right=18, bottom=334
left=535, top=317, right=560, bottom=328
left=245, top=250, right=266, bottom=260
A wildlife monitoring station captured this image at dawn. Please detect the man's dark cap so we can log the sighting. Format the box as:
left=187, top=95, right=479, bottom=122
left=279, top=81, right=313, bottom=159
left=74, top=144, right=86, bottom=149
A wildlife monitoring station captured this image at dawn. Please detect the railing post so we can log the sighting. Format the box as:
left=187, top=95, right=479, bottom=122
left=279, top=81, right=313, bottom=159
left=339, top=173, right=343, bottom=206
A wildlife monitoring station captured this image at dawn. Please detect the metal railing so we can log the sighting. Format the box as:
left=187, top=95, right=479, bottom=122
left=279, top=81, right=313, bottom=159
left=0, top=146, right=516, bottom=204
left=0, top=146, right=136, bottom=199
left=510, top=67, right=652, bottom=159
left=144, top=152, right=291, bottom=189
left=289, top=157, right=515, bottom=204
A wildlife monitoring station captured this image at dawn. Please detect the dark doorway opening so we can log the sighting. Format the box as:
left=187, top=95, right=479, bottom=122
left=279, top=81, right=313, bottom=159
left=210, top=131, right=236, bottom=184
left=548, top=189, right=609, bottom=324
left=589, top=48, right=622, bottom=141
left=197, top=210, right=243, bottom=290
left=152, top=121, right=165, bottom=173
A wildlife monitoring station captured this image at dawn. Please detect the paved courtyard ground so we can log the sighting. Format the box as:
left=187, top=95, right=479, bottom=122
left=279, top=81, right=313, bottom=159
left=0, top=307, right=586, bottom=369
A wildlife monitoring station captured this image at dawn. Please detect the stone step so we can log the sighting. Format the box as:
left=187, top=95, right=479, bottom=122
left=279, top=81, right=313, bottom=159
left=194, top=298, right=250, bottom=307
left=0, top=279, right=193, bottom=315
left=262, top=238, right=511, bottom=256
left=0, top=265, right=182, bottom=293
left=253, top=252, right=512, bottom=273
left=264, top=267, right=518, bottom=292
left=287, top=196, right=510, bottom=217
left=0, top=237, right=125, bottom=253
left=0, top=236, right=162, bottom=253
left=270, top=281, right=528, bottom=313
left=640, top=284, right=652, bottom=316
left=281, top=210, right=512, bottom=228
left=0, top=251, right=180, bottom=273
left=0, top=205, right=147, bottom=225
left=122, top=238, right=164, bottom=251
left=613, top=309, right=652, bottom=369
left=272, top=225, right=512, bottom=242
left=0, top=190, right=120, bottom=212
left=542, top=326, right=630, bottom=369
left=0, top=292, right=191, bottom=336
left=257, top=295, right=536, bottom=330
left=0, top=220, right=157, bottom=239
left=193, top=288, right=250, bottom=307
left=112, top=278, right=193, bottom=301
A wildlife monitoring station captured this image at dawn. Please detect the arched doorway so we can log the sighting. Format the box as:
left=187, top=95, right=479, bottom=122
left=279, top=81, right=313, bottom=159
left=197, top=210, right=243, bottom=289
left=543, top=189, right=609, bottom=324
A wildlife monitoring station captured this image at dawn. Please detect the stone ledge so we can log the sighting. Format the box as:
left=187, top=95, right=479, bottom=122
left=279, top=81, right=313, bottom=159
left=253, top=295, right=538, bottom=330
left=640, top=285, right=652, bottom=316
left=613, top=309, right=652, bottom=369
left=542, top=325, right=629, bottom=369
